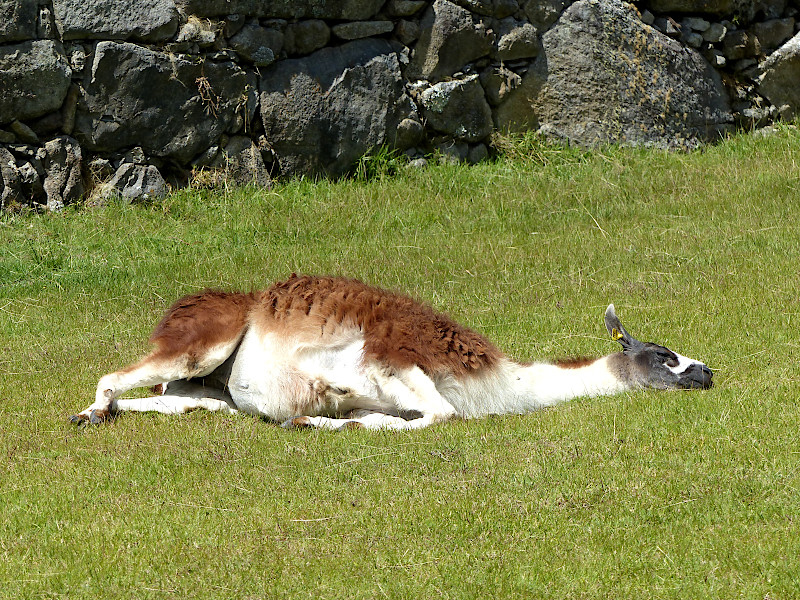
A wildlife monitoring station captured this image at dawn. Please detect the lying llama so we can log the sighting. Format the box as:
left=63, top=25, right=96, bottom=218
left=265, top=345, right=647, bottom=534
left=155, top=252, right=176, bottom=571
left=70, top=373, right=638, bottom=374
left=71, top=274, right=713, bottom=430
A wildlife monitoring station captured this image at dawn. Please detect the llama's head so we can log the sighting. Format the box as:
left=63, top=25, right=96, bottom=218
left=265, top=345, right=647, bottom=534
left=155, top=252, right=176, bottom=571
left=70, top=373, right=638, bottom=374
left=604, top=304, right=713, bottom=390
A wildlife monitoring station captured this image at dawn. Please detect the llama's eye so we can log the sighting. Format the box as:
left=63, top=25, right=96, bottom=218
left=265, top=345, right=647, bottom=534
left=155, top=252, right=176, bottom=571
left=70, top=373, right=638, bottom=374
left=657, top=351, right=678, bottom=367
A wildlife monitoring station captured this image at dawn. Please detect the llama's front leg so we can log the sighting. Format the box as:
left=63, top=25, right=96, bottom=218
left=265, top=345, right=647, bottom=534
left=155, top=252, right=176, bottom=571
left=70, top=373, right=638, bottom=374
left=112, top=380, right=238, bottom=416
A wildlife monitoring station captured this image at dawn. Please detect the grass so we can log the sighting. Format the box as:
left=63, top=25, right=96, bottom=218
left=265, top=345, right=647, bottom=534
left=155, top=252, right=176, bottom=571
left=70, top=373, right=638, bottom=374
left=1, top=128, right=799, bottom=598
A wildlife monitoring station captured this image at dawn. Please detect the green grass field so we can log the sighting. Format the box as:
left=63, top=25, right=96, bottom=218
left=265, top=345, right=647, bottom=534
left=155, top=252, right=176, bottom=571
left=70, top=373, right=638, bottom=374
left=1, top=129, right=799, bottom=599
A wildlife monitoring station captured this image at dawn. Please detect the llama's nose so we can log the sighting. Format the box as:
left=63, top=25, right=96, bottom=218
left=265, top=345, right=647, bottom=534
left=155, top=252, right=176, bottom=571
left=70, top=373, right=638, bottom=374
left=679, top=363, right=713, bottom=389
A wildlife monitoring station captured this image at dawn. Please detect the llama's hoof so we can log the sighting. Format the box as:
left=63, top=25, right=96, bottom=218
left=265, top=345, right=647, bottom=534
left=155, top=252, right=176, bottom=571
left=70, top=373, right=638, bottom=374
left=69, top=408, right=110, bottom=425
left=282, top=416, right=313, bottom=429
left=338, top=421, right=364, bottom=431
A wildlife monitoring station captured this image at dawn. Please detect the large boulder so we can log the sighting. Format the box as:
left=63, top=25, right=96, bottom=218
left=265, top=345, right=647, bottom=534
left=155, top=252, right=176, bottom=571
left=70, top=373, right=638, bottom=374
left=75, top=42, right=251, bottom=164
left=758, top=32, right=800, bottom=119
left=0, top=0, right=38, bottom=42
left=259, top=39, right=418, bottom=178
left=407, top=0, right=494, bottom=82
left=52, top=0, right=179, bottom=41
left=0, top=41, right=72, bottom=125
left=177, top=0, right=385, bottom=19
left=495, top=0, right=733, bottom=149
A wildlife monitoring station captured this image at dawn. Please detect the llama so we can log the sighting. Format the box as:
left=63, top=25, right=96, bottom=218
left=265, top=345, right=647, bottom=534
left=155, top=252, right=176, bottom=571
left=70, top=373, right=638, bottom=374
left=71, top=274, right=713, bottom=430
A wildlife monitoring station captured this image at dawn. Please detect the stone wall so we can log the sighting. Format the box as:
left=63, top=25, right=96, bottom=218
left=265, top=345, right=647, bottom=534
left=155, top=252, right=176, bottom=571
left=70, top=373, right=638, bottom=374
left=1, top=0, right=798, bottom=210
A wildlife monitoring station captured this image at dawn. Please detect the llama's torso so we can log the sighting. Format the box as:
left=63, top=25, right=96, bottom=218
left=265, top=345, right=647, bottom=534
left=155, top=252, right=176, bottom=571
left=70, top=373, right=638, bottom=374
left=222, top=275, right=508, bottom=421
left=253, top=274, right=504, bottom=375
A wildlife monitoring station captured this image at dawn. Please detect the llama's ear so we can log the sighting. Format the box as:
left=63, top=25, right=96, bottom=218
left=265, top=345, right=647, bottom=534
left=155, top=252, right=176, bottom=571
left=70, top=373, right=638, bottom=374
left=604, top=304, right=640, bottom=350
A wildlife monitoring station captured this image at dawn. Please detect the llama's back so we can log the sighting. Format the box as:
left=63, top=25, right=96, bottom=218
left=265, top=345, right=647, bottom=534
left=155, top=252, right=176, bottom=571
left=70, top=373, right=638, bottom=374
left=254, top=274, right=504, bottom=376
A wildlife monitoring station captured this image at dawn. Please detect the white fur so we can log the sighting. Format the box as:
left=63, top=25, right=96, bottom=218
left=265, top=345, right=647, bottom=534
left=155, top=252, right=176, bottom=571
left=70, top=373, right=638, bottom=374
left=668, top=352, right=703, bottom=375
left=436, top=356, right=628, bottom=419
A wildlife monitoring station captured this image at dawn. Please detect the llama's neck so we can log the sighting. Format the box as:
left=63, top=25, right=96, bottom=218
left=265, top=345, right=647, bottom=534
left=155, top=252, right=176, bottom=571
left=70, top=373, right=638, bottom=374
left=444, top=355, right=631, bottom=418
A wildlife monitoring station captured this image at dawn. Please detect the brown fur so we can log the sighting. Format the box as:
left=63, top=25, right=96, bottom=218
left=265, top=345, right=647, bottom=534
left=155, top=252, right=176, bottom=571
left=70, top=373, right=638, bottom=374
left=554, top=357, right=597, bottom=369
left=257, top=274, right=504, bottom=376
left=149, top=289, right=258, bottom=363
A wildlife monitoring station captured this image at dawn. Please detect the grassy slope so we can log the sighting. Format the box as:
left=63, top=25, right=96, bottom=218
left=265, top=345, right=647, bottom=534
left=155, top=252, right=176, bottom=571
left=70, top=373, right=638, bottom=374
left=1, top=129, right=798, bottom=599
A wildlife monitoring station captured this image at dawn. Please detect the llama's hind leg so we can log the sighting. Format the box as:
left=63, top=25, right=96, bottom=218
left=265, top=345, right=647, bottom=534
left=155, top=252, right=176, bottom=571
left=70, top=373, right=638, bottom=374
left=283, top=409, right=432, bottom=431
left=283, top=365, right=457, bottom=431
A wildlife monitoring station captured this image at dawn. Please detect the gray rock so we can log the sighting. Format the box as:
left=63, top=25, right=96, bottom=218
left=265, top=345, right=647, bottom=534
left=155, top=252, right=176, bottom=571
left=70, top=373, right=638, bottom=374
left=177, top=0, right=385, bottom=20
left=496, top=0, right=733, bottom=149
left=259, top=39, right=419, bottom=178
left=75, top=42, right=250, bottom=164
left=332, top=21, right=395, bottom=41
left=523, top=0, right=568, bottom=29
left=43, top=136, right=83, bottom=210
left=386, top=0, right=428, bottom=17
left=703, top=22, right=727, bottom=43
left=493, top=18, right=539, bottom=61
left=437, top=139, right=470, bottom=163
left=0, top=41, right=72, bottom=125
left=220, top=136, right=271, bottom=187
left=68, top=45, right=87, bottom=72
left=88, top=157, right=115, bottom=180
left=705, top=47, right=727, bottom=67
left=396, top=20, right=420, bottom=46
left=722, top=30, right=761, bottom=60
left=646, top=0, right=781, bottom=22
left=230, top=21, right=283, bottom=65
left=61, top=84, right=80, bottom=136
left=493, top=0, right=519, bottom=19
left=284, top=20, right=330, bottom=56
left=395, top=117, right=425, bottom=149
left=752, top=18, right=795, bottom=52
left=0, top=147, right=24, bottom=208
left=120, top=146, right=146, bottom=165
left=643, top=0, right=734, bottom=16
left=224, top=13, right=246, bottom=37
left=451, top=0, right=493, bottom=16
left=176, top=17, right=217, bottom=45
left=683, top=32, right=704, bottom=48
left=18, top=159, right=45, bottom=202
left=52, top=0, right=179, bottom=42
left=10, top=120, right=39, bottom=145
left=682, top=17, right=710, bottom=32
left=759, top=32, right=800, bottom=119
left=420, top=75, right=493, bottom=142
left=480, top=64, right=522, bottom=106
left=103, top=163, right=167, bottom=202
left=653, top=16, right=680, bottom=37
left=39, top=6, right=57, bottom=39
left=467, top=142, right=489, bottom=164
left=0, top=129, right=14, bottom=144
left=0, top=0, right=38, bottom=42
left=408, top=0, right=494, bottom=82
